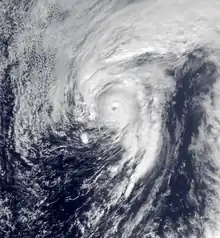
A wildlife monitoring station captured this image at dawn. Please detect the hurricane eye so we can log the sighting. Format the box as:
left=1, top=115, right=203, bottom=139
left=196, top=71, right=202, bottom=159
left=110, top=101, right=119, bottom=111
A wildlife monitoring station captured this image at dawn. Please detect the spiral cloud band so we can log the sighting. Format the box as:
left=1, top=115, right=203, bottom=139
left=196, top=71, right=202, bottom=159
left=1, top=0, right=220, bottom=237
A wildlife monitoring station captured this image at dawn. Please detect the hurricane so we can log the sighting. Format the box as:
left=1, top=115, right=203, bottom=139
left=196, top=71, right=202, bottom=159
left=1, top=0, right=220, bottom=237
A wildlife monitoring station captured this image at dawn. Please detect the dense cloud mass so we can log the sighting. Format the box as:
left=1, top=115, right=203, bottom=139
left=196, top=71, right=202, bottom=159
left=1, top=0, right=220, bottom=237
